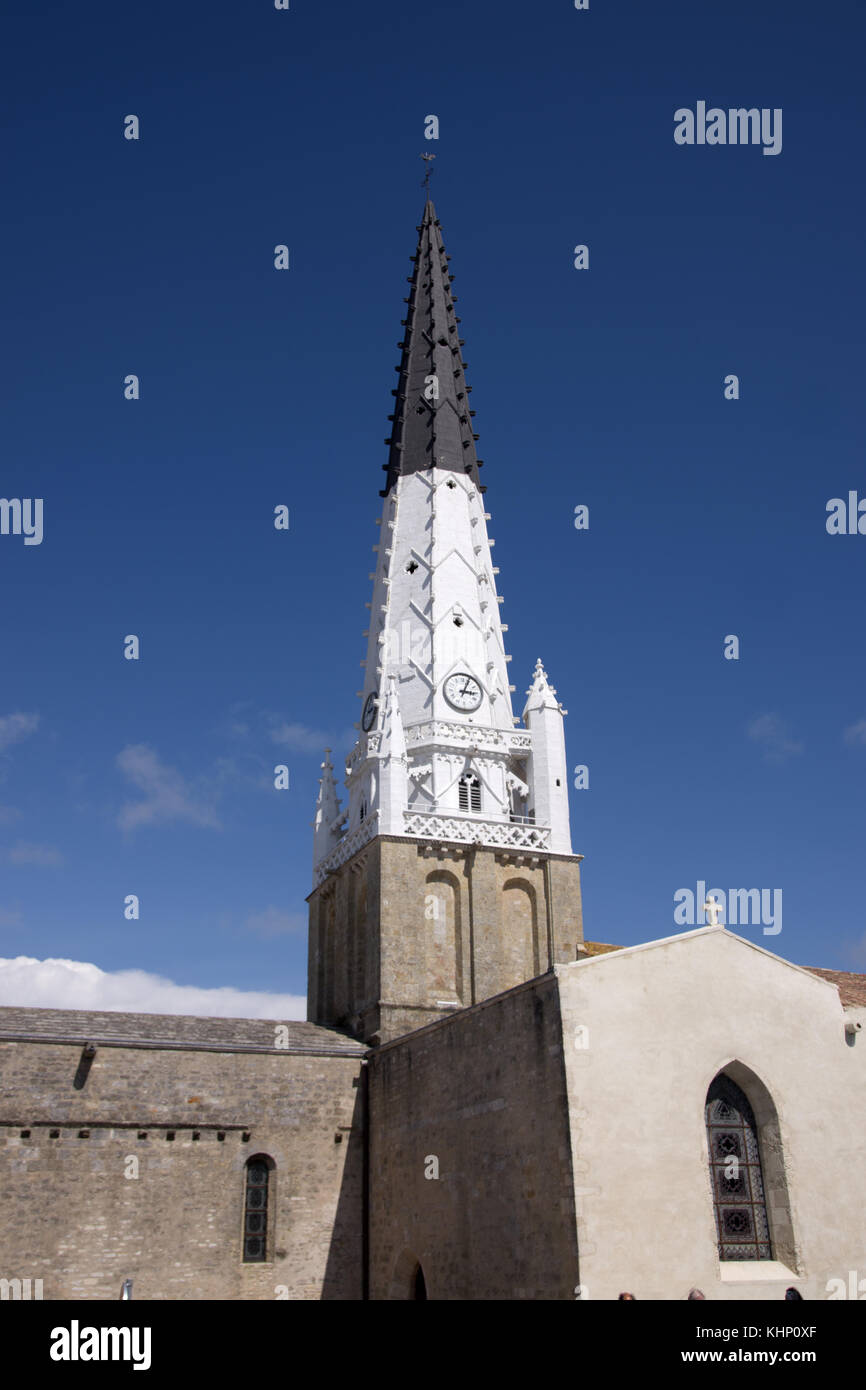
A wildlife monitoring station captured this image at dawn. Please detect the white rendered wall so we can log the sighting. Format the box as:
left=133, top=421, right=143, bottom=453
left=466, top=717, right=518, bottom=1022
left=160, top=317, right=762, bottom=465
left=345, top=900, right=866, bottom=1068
left=557, top=927, right=866, bottom=1301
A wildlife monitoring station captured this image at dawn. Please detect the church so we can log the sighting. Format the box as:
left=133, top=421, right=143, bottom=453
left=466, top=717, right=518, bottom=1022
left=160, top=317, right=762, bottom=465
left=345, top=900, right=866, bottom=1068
left=1, top=199, right=864, bottom=1302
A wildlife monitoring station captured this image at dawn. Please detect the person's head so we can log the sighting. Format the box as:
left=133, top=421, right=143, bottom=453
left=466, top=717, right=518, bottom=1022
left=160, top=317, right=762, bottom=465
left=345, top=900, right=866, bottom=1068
left=687, top=1288, right=706, bottom=1300
left=618, top=1292, right=636, bottom=1300
left=784, top=1287, right=803, bottom=1300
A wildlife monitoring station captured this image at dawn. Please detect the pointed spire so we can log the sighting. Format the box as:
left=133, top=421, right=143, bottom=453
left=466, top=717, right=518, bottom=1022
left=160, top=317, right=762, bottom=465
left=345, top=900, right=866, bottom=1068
left=381, top=200, right=483, bottom=496
left=523, top=658, right=566, bottom=716
left=312, top=748, right=344, bottom=865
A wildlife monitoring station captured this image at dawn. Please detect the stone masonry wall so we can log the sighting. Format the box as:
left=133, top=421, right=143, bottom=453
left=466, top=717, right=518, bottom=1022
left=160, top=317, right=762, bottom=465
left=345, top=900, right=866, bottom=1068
left=0, top=1018, right=364, bottom=1301
left=367, top=973, right=579, bottom=1299
left=310, top=834, right=584, bottom=1045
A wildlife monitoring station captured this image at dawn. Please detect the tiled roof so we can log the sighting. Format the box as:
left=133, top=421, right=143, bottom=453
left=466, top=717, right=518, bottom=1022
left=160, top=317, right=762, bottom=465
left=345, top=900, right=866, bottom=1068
left=0, top=1006, right=366, bottom=1056
left=804, top=968, right=866, bottom=1008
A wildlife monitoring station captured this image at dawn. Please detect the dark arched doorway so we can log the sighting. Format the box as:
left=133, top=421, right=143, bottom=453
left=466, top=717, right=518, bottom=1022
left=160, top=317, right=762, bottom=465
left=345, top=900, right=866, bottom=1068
left=388, top=1249, right=430, bottom=1300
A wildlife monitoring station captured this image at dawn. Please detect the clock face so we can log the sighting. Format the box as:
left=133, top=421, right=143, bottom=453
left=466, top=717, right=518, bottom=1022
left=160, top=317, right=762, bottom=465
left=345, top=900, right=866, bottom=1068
left=361, top=691, right=378, bottom=732
left=444, top=672, right=483, bottom=712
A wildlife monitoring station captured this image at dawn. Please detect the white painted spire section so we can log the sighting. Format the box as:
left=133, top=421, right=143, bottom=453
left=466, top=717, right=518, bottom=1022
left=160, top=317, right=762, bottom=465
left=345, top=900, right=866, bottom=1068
left=310, top=202, right=579, bottom=881
left=375, top=673, right=408, bottom=835
left=338, top=465, right=525, bottom=845
left=365, top=469, right=513, bottom=732
left=313, top=490, right=580, bottom=879
left=312, top=749, right=345, bottom=870
left=522, top=659, right=573, bottom=855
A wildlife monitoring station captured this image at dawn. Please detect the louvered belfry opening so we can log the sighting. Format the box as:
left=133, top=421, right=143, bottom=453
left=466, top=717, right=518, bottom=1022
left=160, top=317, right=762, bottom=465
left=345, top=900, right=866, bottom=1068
left=458, top=773, right=481, bottom=813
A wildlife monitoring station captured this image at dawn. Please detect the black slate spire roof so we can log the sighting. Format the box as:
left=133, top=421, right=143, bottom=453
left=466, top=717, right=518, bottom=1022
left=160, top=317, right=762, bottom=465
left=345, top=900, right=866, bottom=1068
left=381, top=200, right=484, bottom=495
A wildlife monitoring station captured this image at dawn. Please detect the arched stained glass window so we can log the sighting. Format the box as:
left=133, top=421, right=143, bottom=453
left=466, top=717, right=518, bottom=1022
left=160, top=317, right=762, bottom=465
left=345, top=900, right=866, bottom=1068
left=705, top=1073, right=771, bottom=1261
left=243, top=1156, right=272, bottom=1263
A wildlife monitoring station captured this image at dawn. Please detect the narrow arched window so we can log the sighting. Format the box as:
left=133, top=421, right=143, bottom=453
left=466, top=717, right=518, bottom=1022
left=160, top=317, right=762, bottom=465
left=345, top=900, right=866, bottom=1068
left=458, top=773, right=481, bottom=813
left=413, top=1264, right=428, bottom=1300
left=705, top=1074, right=771, bottom=1261
left=242, top=1156, right=273, bottom=1262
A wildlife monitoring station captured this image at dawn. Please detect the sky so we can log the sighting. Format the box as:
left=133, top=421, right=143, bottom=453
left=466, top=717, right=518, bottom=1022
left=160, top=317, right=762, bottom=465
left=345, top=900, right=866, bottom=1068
left=1, top=0, right=864, bottom=1018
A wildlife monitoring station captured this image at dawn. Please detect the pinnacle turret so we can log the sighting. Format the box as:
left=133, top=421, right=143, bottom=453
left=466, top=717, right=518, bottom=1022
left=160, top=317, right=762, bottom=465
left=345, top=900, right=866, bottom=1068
left=381, top=200, right=483, bottom=497
left=312, top=749, right=344, bottom=867
left=375, top=675, right=409, bottom=835
left=523, top=658, right=568, bottom=717
left=378, top=673, right=407, bottom=761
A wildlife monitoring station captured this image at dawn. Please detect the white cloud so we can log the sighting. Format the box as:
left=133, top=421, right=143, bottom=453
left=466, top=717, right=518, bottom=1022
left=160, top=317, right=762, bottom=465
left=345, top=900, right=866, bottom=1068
left=0, top=712, right=39, bottom=753
left=270, top=721, right=332, bottom=752
left=221, top=710, right=355, bottom=758
left=116, top=744, right=220, bottom=831
left=244, top=907, right=305, bottom=939
left=6, top=841, right=64, bottom=867
left=843, top=719, right=866, bottom=748
left=269, top=719, right=356, bottom=754
left=0, top=956, right=305, bottom=1020
left=747, top=713, right=803, bottom=764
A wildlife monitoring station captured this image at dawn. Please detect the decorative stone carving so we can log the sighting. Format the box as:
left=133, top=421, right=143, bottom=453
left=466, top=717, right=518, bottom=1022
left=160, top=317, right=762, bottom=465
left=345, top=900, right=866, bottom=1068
left=403, top=811, right=550, bottom=851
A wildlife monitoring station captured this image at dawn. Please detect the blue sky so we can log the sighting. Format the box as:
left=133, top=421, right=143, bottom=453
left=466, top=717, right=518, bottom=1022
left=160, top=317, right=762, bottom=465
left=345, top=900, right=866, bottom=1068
left=1, top=0, right=864, bottom=1017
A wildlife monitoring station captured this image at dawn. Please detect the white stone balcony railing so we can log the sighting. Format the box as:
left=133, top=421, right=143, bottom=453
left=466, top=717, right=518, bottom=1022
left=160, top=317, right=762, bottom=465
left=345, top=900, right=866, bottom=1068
left=346, top=733, right=380, bottom=775
left=405, top=720, right=532, bottom=753
left=313, top=804, right=552, bottom=885
left=313, top=813, right=379, bottom=884
left=403, top=810, right=551, bottom=850
left=346, top=721, right=531, bottom=776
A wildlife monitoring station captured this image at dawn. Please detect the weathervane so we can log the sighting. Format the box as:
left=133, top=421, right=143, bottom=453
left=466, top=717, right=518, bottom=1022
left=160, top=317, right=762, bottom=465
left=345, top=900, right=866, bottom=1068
left=420, top=152, right=436, bottom=194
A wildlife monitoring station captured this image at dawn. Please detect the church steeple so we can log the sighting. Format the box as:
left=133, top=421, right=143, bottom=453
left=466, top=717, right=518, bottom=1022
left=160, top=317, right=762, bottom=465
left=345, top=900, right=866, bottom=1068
left=313, top=195, right=580, bottom=869
left=382, top=201, right=483, bottom=496
left=307, top=195, right=585, bottom=1045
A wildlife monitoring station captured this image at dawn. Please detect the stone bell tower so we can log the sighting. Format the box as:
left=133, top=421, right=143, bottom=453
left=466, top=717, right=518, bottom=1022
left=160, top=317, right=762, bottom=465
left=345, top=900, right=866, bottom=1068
left=307, top=199, right=584, bottom=1044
